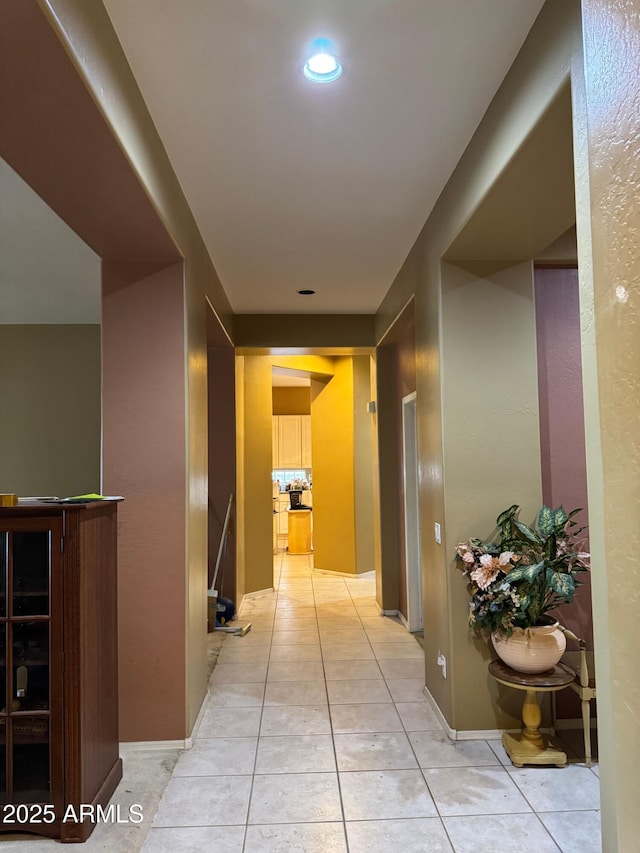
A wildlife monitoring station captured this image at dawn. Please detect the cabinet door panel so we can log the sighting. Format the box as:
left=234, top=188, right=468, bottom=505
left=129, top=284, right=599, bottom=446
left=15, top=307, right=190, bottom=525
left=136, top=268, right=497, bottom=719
left=12, top=717, right=50, bottom=803
left=0, top=532, right=6, bottom=619
left=12, top=531, right=49, bottom=617
left=278, top=416, right=302, bottom=468
left=272, top=416, right=279, bottom=467
left=301, top=415, right=312, bottom=467
left=11, top=621, right=49, bottom=711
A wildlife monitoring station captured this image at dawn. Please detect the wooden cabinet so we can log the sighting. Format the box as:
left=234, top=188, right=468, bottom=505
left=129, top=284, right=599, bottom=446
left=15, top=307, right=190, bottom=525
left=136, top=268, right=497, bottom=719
left=272, top=416, right=279, bottom=467
left=277, top=416, right=302, bottom=468
left=301, top=415, right=312, bottom=467
left=272, top=415, right=311, bottom=468
left=0, top=500, right=122, bottom=842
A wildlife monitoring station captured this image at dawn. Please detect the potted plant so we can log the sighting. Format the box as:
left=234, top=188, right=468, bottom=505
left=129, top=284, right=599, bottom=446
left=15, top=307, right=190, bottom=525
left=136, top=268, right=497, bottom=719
left=455, top=504, right=590, bottom=673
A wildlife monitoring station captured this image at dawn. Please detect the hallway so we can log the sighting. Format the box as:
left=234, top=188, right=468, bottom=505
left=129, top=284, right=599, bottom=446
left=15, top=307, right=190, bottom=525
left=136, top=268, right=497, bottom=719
left=143, top=552, right=601, bottom=852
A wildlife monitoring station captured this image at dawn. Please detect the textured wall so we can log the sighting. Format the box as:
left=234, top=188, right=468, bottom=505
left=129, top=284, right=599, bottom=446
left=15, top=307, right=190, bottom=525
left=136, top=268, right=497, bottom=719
left=579, top=1, right=640, bottom=846
left=0, top=324, right=100, bottom=497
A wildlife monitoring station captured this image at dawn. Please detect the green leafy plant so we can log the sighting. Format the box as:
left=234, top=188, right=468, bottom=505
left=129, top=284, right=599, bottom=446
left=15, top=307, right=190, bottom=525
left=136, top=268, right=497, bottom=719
left=456, top=504, right=590, bottom=634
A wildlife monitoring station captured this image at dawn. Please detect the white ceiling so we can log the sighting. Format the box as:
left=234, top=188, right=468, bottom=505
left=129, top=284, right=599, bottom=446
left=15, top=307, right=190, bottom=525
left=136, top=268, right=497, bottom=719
left=1, top=2, right=544, bottom=324
left=102, top=0, right=545, bottom=315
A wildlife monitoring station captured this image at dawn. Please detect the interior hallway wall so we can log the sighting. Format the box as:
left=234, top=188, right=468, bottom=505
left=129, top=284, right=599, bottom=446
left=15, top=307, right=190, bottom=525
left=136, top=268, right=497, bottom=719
left=272, top=387, right=311, bottom=415
left=577, top=0, right=640, bottom=845
left=534, top=266, right=592, bottom=646
left=208, top=345, right=236, bottom=604
left=376, top=1, right=581, bottom=730
left=311, top=358, right=357, bottom=574
left=235, top=355, right=274, bottom=597
left=102, top=261, right=188, bottom=742
left=0, top=324, right=100, bottom=497
left=353, top=355, right=376, bottom=574
left=442, top=261, right=543, bottom=731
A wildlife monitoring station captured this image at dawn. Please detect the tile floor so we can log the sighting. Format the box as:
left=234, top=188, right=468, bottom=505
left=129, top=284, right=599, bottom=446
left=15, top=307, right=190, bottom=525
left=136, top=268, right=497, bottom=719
left=142, top=551, right=602, bottom=853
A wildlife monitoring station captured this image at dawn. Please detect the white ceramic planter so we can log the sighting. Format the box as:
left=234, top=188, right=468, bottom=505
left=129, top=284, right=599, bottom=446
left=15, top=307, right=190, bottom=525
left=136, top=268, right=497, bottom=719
left=491, top=622, right=566, bottom=674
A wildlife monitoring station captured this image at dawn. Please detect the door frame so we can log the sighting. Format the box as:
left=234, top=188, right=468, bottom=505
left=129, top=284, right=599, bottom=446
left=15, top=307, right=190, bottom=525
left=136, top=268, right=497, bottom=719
left=401, top=392, right=423, bottom=633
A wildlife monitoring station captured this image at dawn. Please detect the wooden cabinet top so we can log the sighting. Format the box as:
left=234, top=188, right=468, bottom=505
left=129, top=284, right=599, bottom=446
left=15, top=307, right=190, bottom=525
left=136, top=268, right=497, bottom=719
left=0, top=499, right=123, bottom=517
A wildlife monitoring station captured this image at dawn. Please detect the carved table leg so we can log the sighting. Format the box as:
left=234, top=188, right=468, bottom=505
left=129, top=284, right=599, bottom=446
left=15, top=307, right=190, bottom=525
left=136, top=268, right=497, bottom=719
left=502, top=688, right=567, bottom=767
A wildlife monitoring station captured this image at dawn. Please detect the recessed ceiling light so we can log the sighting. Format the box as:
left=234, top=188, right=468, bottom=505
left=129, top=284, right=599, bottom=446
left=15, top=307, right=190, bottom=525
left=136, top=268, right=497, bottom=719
left=297, top=289, right=316, bottom=295
left=303, top=39, right=342, bottom=83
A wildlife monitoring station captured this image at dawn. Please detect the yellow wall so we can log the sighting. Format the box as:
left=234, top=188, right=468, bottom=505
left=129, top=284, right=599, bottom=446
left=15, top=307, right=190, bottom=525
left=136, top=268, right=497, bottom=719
left=310, top=358, right=357, bottom=574
left=0, top=324, right=101, bottom=497
left=272, top=387, right=311, bottom=415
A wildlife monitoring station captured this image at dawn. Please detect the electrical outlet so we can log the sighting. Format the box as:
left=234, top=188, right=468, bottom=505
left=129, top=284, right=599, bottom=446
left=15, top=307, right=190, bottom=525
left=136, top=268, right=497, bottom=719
left=434, top=522, right=441, bottom=544
left=437, top=652, right=447, bottom=678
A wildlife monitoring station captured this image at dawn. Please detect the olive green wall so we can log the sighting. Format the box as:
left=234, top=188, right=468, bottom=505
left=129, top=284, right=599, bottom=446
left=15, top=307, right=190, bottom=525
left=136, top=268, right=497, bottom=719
left=235, top=355, right=274, bottom=596
left=0, top=324, right=100, bottom=497
left=441, top=261, right=543, bottom=730
left=353, top=355, right=376, bottom=574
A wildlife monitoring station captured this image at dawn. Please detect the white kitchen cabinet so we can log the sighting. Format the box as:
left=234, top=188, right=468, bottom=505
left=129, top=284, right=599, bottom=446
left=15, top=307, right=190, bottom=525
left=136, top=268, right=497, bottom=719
left=272, top=414, right=312, bottom=469
left=272, top=416, right=279, bottom=466
left=278, top=415, right=302, bottom=468
left=301, top=415, right=312, bottom=467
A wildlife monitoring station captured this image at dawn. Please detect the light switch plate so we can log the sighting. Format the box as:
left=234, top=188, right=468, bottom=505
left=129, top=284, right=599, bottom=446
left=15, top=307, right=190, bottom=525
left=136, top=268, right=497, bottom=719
left=434, top=522, right=441, bottom=544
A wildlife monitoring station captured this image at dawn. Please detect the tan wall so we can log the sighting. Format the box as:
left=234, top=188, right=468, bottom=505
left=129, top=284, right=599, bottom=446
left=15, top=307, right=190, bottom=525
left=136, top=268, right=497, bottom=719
left=311, top=358, right=357, bottom=574
left=376, top=0, right=580, bottom=730
left=0, top=324, right=100, bottom=497
left=578, top=1, right=640, bottom=846
left=236, top=356, right=274, bottom=595
left=272, top=387, right=311, bottom=415
left=442, top=261, right=543, bottom=730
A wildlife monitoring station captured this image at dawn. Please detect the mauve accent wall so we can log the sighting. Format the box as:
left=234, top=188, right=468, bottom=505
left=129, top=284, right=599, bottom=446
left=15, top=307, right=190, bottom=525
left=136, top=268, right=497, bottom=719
left=535, top=266, right=592, bottom=646
left=102, top=261, right=187, bottom=741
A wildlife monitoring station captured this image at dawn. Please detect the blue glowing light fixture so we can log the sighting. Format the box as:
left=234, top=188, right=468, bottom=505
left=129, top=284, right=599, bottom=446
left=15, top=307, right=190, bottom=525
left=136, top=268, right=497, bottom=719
left=303, top=38, right=342, bottom=83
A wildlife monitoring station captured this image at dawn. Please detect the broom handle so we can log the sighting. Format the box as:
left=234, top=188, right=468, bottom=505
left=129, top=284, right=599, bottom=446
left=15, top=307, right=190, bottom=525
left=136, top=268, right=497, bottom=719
left=209, top=493, right=233, bottom=594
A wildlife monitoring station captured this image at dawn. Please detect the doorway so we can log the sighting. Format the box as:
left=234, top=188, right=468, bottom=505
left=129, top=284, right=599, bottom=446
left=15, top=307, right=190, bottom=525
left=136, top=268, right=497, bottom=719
left=402, top=392, right=423, bottom=633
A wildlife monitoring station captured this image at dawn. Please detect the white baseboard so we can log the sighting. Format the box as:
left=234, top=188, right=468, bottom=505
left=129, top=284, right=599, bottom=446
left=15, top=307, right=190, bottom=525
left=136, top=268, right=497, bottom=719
left=120, top=689, right=210, bottom=752
left=312, top=568, right=373, bottom=579
left=239, top=588, right=275, bottom=615
left=397, top=611, right=409, bottom=629
left=380, top=608, right=399, bottom=617
left=422, top=684, right=533, bottom=741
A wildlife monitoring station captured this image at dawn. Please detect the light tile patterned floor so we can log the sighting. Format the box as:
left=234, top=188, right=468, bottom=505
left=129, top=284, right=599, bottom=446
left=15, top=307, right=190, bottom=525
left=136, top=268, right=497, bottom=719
left=143, top=551, right=602, bottom=853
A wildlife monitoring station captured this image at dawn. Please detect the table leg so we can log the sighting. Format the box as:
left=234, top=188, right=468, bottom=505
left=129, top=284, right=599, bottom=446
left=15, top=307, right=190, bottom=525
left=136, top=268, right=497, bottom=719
left=502, top=689, right=568, bottom=767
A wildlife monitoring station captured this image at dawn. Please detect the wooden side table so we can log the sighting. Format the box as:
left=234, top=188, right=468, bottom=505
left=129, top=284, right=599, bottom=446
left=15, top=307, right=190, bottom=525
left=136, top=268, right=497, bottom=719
left=489, top=658, right=575, bottom=768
